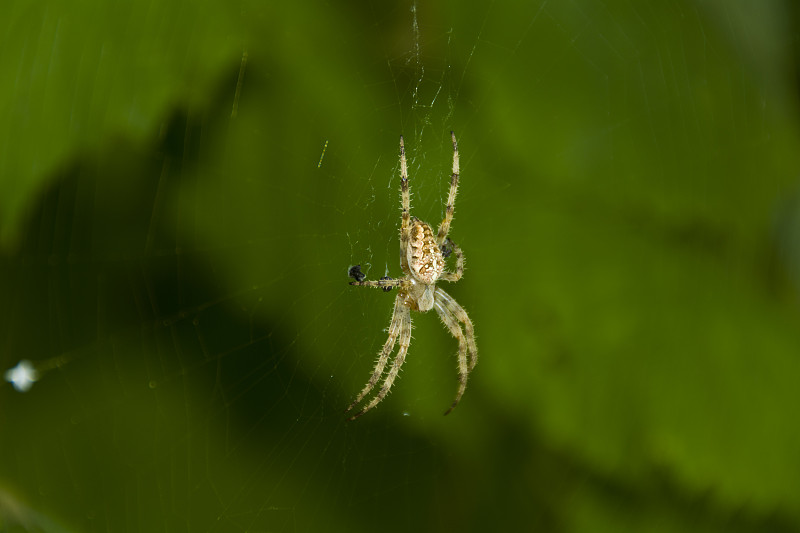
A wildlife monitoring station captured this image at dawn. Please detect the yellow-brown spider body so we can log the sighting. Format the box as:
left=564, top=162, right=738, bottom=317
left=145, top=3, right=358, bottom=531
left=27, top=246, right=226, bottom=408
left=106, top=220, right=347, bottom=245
left=347, top=132, right=477, bottom=419
left=404, top=218, right=444, bottom=311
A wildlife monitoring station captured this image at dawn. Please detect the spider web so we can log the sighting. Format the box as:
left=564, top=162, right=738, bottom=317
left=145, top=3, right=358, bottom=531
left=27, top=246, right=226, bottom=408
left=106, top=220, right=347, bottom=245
left=2, top=1, right=800, bottom=533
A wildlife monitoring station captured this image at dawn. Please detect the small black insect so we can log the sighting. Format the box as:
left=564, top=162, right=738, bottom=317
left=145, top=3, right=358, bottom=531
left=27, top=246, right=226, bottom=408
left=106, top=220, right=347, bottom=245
left=348, top=265, right=366, bottom=282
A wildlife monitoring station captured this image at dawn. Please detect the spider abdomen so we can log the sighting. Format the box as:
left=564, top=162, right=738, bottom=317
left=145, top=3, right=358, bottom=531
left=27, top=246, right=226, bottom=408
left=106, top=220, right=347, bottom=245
left=408, top=219, right=444, bottom=284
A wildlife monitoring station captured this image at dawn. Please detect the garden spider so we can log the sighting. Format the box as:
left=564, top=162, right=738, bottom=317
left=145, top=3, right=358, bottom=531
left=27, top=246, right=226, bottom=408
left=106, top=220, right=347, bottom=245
left=347, top=132, right=477, bottom=420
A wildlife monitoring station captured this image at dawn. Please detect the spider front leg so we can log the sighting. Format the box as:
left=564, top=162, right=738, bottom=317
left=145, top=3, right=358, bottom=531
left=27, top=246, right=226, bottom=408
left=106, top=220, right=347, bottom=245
left=346, top=296, right=406, bottom=417
left=353, top=314, right=411, bottom=417
left=347, top=298, right=413, bottom=420
left=433, top=299, right=469, bottom=415
left=435, top=288, right=477, bottom=371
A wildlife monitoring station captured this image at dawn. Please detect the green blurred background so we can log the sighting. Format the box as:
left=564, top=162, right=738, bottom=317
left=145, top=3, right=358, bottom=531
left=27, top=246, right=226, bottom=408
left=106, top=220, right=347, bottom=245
left=2, top=0, right=800, bottom=531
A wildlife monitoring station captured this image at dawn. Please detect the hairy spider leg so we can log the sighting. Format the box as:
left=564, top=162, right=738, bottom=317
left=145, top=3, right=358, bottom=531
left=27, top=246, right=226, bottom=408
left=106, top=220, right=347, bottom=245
left=435, top=287, right=477, bottom=372
left=439, top=239, right=464, bottom=283
left=349, top=277, right=410, bottom=290
left=399, top=135, right=412, bottom=274
left=346, top=296, right=407, bottom=416
left=436, top=131, right=460, bottom=246
left=434, top=298, right=469, bottom=415
left=348, top=303, right=413, bottom=420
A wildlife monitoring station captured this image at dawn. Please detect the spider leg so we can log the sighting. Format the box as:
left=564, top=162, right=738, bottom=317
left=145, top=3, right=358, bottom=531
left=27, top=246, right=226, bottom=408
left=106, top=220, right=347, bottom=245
left=346, top=296, right=407, bottom=416
left=399, top=135, right=412, bottom=273
left=439, top=239, right=464, bottom=283
left=436, top=131, right=460, bottom=245
left=434, top=299, right=469, bottom=415
left=349, top=277, right=410, bottom=290
left=348, top=304, right=412, bottom=420
left=435, top=287, right=477, bottom=371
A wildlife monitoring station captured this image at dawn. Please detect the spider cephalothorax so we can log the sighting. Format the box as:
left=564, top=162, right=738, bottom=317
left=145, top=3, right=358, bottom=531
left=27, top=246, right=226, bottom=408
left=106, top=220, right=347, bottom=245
left=347, top=132, right=477, bottom=419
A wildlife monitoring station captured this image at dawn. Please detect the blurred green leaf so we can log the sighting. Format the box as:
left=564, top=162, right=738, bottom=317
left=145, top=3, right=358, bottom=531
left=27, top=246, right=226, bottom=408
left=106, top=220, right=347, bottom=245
left=0, top=0, right=241, bottom=249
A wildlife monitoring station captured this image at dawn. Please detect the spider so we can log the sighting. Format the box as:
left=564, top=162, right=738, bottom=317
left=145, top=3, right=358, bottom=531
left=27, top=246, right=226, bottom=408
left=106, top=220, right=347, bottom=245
left=347, top=131, right=477, bottom=420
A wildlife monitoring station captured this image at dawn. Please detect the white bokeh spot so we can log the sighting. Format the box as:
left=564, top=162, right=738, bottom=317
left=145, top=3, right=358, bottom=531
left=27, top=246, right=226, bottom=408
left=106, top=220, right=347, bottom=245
left=4, top=360, right=39, bottom=393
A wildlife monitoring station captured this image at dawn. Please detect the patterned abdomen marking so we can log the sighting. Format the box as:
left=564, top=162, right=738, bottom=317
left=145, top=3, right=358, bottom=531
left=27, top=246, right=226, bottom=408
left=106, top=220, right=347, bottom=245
left=408, top=219, right=444, bottom=284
